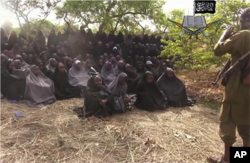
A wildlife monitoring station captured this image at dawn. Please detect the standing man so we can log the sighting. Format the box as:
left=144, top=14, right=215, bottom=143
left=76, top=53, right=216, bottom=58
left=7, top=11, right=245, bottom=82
left=208, top=8, right=250, bottom=163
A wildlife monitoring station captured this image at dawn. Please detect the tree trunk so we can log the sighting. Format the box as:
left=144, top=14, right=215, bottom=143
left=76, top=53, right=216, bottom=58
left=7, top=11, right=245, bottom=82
left=98, top=23, right=106, bottom=32
left=113, top=16, right=122, bottom=33
left=15, top=12, right=23, bottom=32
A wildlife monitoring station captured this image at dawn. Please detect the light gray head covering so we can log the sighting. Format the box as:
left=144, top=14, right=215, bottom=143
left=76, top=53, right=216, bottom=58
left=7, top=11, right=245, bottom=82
left=146, top=61, right=153, bottom=65
left=107, top=72, right=128, bottom=96
left=101, top=61, right=116, bottom=86
left=25, top=65, right=55, bottom=103
left=68, top=59, right=90, bottom=87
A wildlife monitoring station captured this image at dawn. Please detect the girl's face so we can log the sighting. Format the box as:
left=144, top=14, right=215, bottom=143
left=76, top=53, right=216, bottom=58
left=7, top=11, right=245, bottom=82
left=94, top=76, right=102, bottom=88
left=28, top=54, right=33, bottom=61
left=161, top=63, right=167, bottom=70
left=125, top=64, right=131, bottom=71
left=86, top=61, right=92, bottom=68
left=14, top=60, right=22, bottom=69
left=167, top=71, right=174, bottom=78
left=105, top=63, right=112, bottom=70
left=8, top=61, right=14, bottom=72
left=50, top=59, right=57, bottom=67
left=116, top=55, right=121, bottom=61
left=138, top=64, right=143, bottom=69
left=58, top=63, right=65, bottom=73
left=111, top=58, right=116, bottom=63
left=98, top=60, right=104, bottom=66
left=67, top=59, right=73, bottom=67
left=76, top=62, right=82, bottom=70
left=38, top=62, right=44, bottom=70
left=119, top=76, right=127, bottom=85
left=42, top=55, right=48, bottom=61
left=32, top=66, right=40, bottom=76
left=118, top=61, right=124, bottom=69
left=146, top=74, right=154, bottom=83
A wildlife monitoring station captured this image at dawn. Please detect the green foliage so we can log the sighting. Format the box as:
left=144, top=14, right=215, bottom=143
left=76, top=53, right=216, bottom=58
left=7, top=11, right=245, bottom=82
left=55, top=0, right=167, bottom=34
left=2, top=0, right=61, bottom=33
left=161, top=0, right=249, bottom=70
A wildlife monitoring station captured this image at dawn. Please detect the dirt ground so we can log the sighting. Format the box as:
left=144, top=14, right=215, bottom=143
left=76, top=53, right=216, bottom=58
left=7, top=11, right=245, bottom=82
left=1, top=71, right=242, bottom=163
left=178, top=70, right=224, bottom=102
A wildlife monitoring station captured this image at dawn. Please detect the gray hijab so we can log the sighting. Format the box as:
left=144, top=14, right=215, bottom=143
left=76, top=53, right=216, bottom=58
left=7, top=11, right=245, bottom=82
left=101, top=61, right=116, bottom=86
left=25, top=65, right=55, bottom=103
left=107, top=72, right=128, bottom=97
left=107, top=72, right=128, bottom=112
left=68, top=60, right=90, bottom=87
left=46, top=58, right=56, bottom=73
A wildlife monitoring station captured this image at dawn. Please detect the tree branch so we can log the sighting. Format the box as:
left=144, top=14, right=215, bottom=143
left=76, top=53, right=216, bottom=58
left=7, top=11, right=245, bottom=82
left=113, top=11, right=147, bottom=18
left=133, top=16, right=145, bottom=34
left=113, top=16, right=122, bottom=32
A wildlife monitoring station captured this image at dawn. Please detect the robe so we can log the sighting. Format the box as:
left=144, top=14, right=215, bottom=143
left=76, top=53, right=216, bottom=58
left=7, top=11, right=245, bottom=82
left=52, top=67, right=81, bottom=100
left=135, top=71, right=167, bottom=111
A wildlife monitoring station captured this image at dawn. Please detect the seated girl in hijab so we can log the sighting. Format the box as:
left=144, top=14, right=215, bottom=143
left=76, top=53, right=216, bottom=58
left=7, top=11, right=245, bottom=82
left=101, top=61, right=116, bottom=86
left=156, top=68, right=194, bottom=107
left=107, top=73, right=136, bottom=113
left=1, top=59, right=26, bottom=101
left=13, top=59, right=29, bottom=77
left=44, top=58, right=57, bottom=80
left=83, top=59, right=97, bottom=74
left=15, top=54, right=30, bottom=71
left=110, top=57, right=117, bottom=68
left=145, top=60, right=158, bottom=80
left=124, top=64, right=140, bottom=94
left=135, top=71, right=167, bottom=111
left=156, top=62, right=167, bottom=79
left=135, top=61, right=146, bottom=78
left=52, top=62, right=81, bottom=100
left=64, top=57, right=73, bottom=72
left=94, top=59, right=104, bottom=73
left=84, top=75, right=115, bottom=121
left=24, top=65, right=56, bottom=107
left=36, top=60, right=46, bottom=74
left=115, top=60, right=125, bottom=75
left=68, top=60, right=91, bottom=94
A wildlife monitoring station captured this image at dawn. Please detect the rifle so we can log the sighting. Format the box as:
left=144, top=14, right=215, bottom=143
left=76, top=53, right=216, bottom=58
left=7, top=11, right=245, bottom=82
left=212, top=58, right=231, bottom=85
left=168, top=19, right=194, bottom=37
left=193, top=19, right=221, bottom=38
left=212, top=50, right=250, bottom=86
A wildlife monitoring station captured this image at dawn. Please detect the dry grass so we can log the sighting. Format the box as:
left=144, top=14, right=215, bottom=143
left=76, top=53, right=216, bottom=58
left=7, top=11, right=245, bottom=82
left=0, top=98, right=243, bottom=163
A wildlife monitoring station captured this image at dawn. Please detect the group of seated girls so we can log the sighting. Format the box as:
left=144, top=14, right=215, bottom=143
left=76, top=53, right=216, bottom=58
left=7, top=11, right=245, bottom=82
left=1, top=53, right=195, bottom=120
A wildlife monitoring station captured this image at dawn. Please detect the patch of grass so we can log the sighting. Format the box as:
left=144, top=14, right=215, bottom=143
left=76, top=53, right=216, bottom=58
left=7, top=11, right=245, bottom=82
left=197, top=98, right=221, bottom=110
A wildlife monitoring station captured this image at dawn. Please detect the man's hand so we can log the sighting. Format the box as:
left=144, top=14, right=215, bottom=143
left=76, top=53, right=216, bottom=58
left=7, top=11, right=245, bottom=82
left=219, top=26, right=234, bottom=42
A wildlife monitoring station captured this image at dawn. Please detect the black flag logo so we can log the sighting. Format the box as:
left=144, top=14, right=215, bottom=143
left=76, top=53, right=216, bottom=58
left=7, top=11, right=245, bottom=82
left=194, top=0, right=216, bottom=14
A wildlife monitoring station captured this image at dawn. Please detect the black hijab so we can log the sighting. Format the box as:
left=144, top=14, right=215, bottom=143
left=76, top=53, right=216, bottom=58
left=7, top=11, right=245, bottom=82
left=135, top=71, right=167, bottom=111
left=52, top=62, right=81, bottom=99
left=156, top=68, right=192, bottom=107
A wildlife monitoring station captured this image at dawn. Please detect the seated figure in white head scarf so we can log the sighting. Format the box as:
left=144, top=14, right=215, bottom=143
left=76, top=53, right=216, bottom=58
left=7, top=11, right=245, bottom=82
left=68, top=60, right=91, bottom=95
